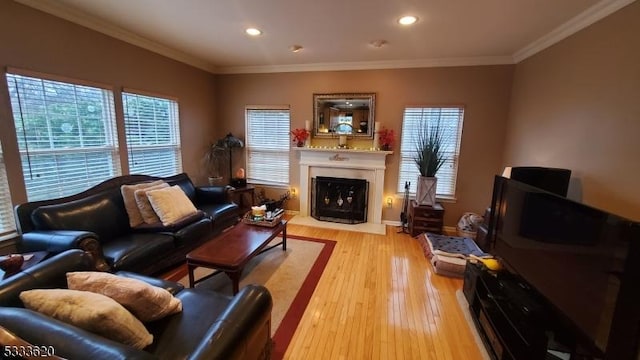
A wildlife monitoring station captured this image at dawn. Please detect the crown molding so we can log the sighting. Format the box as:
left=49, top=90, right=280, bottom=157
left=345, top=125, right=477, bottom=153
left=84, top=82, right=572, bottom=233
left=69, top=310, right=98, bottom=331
left=13, top=0, right=219, bottom=73
left=14, top=0, right=634, bottom=74
left=513, top=0, right=636, bottom=63
left=214, top=56, right=515, bottom=74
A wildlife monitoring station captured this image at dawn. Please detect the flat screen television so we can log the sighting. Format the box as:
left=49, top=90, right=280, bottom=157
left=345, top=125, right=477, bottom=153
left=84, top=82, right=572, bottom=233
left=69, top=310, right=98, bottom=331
left=488, top=175, right=640, bottom=359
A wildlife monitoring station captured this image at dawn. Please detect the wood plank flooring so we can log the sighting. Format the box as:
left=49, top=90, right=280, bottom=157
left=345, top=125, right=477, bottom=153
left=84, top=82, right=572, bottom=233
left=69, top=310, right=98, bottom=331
left=284, top=221, right=484, bottom=359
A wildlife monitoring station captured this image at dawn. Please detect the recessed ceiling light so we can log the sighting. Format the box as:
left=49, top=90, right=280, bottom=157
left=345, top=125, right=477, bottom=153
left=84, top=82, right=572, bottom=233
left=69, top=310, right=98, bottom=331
left=398, top=15, right=418, bottom=25
left=290, top=45, right=303, bottom=53
left=245, top=28, right=262, bottom=36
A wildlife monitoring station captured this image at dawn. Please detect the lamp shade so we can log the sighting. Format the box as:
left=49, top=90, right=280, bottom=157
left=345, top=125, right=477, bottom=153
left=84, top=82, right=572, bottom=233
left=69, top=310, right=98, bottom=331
left=219, top=133, right=244, bottom=148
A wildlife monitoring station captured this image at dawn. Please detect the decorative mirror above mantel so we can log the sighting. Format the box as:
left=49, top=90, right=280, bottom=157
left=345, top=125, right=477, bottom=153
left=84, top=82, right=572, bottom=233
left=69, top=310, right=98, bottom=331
left=313, top=93, right=376, bottom=139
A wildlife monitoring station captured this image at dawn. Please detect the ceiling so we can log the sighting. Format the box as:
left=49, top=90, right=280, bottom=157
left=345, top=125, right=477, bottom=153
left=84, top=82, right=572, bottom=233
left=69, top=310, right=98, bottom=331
left=16, top=0, right=634, bottom=74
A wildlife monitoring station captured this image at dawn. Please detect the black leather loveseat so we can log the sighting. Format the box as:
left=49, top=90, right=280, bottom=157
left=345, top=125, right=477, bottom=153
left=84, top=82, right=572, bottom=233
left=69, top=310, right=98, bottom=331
left=0, top=250, right=273, bottom=360
left=14, top=173, right=239, bottom=275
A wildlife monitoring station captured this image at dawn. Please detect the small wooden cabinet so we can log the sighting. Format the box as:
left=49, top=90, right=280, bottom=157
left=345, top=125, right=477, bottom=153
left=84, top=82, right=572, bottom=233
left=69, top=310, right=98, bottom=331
left=230, top=185, right=255, bottom=215
left=408, top=200, right=444, bottom=236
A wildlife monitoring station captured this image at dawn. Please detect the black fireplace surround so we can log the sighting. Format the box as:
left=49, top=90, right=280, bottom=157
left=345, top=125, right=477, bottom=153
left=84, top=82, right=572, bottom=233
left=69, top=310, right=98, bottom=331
left=312, top=176, right=368, bottom=224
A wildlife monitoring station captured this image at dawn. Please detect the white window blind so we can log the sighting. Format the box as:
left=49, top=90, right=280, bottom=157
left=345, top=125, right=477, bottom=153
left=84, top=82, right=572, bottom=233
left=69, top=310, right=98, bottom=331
left=0, top=142, right=16, bottom=236
left=245, top=108, right=290, bottom=186
left=6, top=73, right=120, bottom=201
left=123, top=92, right=182, bottom=177
left=397, top=107, right=464, bottom=199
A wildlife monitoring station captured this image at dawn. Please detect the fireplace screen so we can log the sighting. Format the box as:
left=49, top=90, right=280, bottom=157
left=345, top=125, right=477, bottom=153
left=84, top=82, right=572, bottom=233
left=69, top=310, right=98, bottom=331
left=311, top=176, right=368, bottom=224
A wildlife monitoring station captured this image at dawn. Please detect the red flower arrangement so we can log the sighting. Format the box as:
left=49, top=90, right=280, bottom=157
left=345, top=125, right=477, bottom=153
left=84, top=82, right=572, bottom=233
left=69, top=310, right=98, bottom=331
left=290, top=128, right=310, bottom=146
left=377, top=128, right=395, bottom=150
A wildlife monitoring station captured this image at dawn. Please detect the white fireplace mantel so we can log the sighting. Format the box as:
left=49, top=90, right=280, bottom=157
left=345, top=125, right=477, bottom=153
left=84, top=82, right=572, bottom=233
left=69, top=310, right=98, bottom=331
left=293, top=147, right=392, bottom=233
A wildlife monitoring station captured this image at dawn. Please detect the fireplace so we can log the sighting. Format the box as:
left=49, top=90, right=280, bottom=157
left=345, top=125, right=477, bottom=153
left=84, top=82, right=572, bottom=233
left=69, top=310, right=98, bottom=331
left=291, top=147, right=392, bottom=234
left=312, top=177, right=368, bottom=224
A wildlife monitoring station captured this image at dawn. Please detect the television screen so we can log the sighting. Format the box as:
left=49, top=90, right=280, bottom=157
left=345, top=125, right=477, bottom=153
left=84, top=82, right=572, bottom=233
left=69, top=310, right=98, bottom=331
left=489, top=176, right=635, bottom=355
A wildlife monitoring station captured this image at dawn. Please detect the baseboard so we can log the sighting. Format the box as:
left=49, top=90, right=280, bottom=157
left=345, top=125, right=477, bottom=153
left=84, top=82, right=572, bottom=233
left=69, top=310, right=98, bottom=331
left=455, top=290, right=492, bottom=360
left=443, top=226, right=457, bottom=236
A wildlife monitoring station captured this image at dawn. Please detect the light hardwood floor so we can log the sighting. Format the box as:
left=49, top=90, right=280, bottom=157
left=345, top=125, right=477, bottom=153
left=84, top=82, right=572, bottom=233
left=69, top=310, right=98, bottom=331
left=284, top=221, right=484, bottom=359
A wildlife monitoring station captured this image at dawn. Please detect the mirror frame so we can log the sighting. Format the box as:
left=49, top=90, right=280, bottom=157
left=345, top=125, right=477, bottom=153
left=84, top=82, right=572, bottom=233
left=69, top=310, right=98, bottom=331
left=313, top=93, right=376, bottom=139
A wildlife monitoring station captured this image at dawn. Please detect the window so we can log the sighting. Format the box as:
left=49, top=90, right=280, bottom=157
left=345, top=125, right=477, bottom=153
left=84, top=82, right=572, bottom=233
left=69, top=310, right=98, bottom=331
left=122, top=92, right=181, bottom=177
left=245, top=107, right=290, bottom=186
left=0, top=142, right=15, bottom=236
left=6, top=73, right=120, bottom=201
left=397, top=107, right=464, bottom=199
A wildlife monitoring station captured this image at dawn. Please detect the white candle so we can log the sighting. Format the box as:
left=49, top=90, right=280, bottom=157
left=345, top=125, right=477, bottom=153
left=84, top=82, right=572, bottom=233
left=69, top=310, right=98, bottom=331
left=372, top=122, right=381, bottom=149
left=339, top=135, right=347, bottom=147
left=305, top=120, right=311, bottom=131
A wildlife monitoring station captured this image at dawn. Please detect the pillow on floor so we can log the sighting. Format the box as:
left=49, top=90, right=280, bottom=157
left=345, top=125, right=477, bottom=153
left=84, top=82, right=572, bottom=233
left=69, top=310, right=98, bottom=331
left=19, top=289, right=153, bottom=349
left=147, top=185, right=198, bottom=226
left=134, top=182, right=170, bottom=224
left=121, top=180, right=165, bottom=227
left=67, top=271, right=182, bottom=322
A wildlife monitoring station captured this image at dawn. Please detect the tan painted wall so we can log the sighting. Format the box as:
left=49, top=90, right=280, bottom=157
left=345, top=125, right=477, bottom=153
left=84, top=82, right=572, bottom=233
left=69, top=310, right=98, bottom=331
left=506, top=1, right=640, bottom=221
left=216, top=66, right=514, bottom=225
left=0, top=1, right=217, bottom=206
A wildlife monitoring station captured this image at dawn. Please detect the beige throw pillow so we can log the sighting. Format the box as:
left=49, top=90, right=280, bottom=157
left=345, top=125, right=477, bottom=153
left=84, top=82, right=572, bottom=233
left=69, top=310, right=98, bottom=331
left=121, top=180, right=165, bottom=227
left=67, top=271, right=182, bottom=322
left=19, top=289, right=153, bottom=350
left=147, top=186, right=198, bottom=226
left=134, top=182, right=170, bottom=224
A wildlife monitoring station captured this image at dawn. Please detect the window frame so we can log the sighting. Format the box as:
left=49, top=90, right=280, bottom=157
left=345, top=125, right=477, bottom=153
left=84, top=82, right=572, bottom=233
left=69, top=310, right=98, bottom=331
left=6, top=70, right=121, bottom=202
left=244, top=106, right=291, bottom=187
left=0, top=141, right=15, bottom=237
left=397, top=105, right=465, bottom=200
left=122, top=89, right=182, bottom=177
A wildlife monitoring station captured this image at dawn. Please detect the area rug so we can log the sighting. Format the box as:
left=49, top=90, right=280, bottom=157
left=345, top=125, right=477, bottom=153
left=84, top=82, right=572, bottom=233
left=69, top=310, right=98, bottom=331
left=165, top=235, right=335, bottom=359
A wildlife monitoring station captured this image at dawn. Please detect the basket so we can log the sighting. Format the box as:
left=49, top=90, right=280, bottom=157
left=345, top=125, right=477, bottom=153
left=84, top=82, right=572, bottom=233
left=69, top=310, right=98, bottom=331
left=242, top=211, right=283, bottom=228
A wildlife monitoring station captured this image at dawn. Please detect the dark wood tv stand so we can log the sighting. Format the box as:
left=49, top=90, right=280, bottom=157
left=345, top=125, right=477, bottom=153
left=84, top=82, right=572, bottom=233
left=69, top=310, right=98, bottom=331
left=463, top=263, right=599, bottom=360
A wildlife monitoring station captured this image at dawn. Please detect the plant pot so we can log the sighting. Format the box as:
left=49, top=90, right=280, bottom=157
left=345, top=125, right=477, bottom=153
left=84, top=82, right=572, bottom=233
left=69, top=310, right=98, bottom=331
left=416, top=176, right=437, bottom=206
left=296, top=141, right=304, bottom=147
left=208, top=176, right=223, bottom=186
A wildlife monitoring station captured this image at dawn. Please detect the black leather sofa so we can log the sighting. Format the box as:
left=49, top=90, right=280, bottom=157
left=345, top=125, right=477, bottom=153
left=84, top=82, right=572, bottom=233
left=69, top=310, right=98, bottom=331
left=14, top=173, right=239, bottom=275
left=0, top=250, right=273, bottom=360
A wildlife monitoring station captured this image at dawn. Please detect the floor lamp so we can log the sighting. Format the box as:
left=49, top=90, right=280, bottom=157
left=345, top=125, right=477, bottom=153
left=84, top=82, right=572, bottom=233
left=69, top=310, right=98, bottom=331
left=219, top=133, right=244, bottom=185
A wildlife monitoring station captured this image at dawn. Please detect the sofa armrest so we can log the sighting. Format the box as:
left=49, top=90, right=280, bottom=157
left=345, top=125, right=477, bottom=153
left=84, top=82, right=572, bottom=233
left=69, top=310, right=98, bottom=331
left=195, top=185, right=234, bottom=204
left=0, top=308, right=154, bottom=360
left=187, top=285, right=273, bottom=360
left=0, top=250, right=94, bottom=307
left=20, top=230, right=110, bottom=271
left=115, top=271, right=185, bottom=295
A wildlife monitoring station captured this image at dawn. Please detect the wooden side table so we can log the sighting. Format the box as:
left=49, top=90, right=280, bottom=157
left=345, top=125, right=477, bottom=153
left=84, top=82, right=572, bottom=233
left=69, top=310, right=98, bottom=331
left=231, top=185, right=256, bottom=215
left=408, top=200, right=444, bottom=236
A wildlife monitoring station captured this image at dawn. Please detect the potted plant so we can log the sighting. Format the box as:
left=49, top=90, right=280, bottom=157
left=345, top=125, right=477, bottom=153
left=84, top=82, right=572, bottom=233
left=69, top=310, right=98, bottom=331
left=377, top=128, right=395, bottom=150
left=203, top=140, right=226, bottom=185
left=413, top=118, right=447, bottom=206
left=290, top=128, right=310, bottom=147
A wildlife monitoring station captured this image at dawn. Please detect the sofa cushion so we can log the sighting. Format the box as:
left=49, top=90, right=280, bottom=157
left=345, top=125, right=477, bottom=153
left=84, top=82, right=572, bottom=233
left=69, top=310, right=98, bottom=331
left=19, top=289, right=153, bottom=349
left=134, top=183, right=170, bottom=225
left=31, top=191, right=129, bottom=241
left=147, top=186, right=198, bottom=226
left=166, top=174, right=197, bottom=203
left=102, top=233, right=175, bottom=272
left=133, top=211, right=206, bottom=233
left=144, top=289, right=231, bottom=358
left=199, top=202, right=239, bottom=226
left=121, top=181, right=165, bottom=228
left=67, top=272, right=182, bottom=322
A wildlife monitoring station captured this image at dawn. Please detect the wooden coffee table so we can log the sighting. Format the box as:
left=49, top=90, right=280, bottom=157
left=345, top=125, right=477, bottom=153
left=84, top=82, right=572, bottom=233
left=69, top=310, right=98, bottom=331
left=186, top=220, right=287, bottom=294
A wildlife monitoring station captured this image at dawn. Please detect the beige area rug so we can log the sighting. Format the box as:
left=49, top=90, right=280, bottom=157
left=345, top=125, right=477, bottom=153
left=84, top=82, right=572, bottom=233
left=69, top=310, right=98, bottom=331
left=178, top=237, right=320, bottom=331
left=171, top=235, right=336, bottom=359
